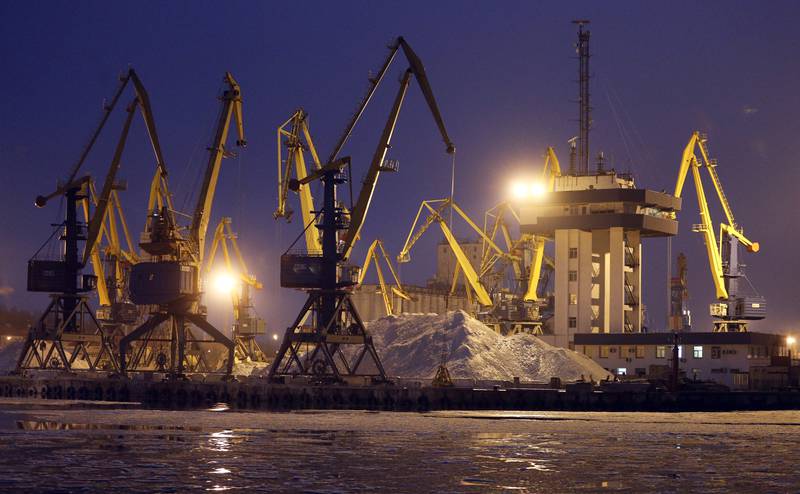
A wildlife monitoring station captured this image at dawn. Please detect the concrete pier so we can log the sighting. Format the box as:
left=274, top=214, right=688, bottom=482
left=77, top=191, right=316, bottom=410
left=2, top=375, right=800, bottom=412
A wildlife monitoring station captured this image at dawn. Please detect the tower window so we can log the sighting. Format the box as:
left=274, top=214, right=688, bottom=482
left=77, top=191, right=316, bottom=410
left=568, top=317, right=577, bottom=328
left=568, top=270, right=577, bottom=282
left=569, top=248, right=578, bottom=259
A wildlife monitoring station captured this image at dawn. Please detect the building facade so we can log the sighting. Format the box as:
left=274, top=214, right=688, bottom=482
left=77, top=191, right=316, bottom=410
left=574, top=331, right=792, bottom=390
left=350, top=284, right=472, bottom=322
left=434, top=240, right=483, bottom=288
left=519, top=172, right=680, bottom=348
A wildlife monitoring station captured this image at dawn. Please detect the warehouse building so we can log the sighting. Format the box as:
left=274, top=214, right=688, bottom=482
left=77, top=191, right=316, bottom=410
left=574, top=331, right=794, bottom=390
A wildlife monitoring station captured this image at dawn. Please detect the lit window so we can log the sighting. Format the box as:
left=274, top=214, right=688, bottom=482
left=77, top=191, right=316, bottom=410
left=678, top=345, right=683, bottom=359
left=656, top=345, right=667, bottom=359
left=617, top=368, right=627, bottom=376
left=569, top=293, right=578, bottom=305
left=569, top=248, right=578, bottom=259
left=635, top=345, right=645, bottom=359
left=568, top=270, right=577, bottom=282
left=693, top=346, right=703, bottom=359
left=599, top=345, right=609, bottom=358
left=568, top=317, right=577, bottom=328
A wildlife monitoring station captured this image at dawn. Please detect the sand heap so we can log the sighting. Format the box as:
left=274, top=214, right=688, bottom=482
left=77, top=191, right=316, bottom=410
left=367, top=310, right=611, bottom=382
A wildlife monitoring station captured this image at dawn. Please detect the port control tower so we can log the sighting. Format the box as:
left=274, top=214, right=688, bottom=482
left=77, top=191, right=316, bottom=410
left=517, top=21, right=681, bottom=348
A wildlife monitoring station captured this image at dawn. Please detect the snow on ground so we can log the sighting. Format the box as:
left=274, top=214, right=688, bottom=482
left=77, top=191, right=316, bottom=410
left=368, top=310, right=612, bottom=382
left=233, top=358, right=269, bottom=377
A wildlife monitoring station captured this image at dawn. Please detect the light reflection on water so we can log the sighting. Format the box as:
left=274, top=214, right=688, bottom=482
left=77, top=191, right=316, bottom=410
left=0, top=408, right=798, bottom=492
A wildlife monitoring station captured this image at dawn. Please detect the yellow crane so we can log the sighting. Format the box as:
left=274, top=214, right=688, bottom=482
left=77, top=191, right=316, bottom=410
left=268, top=37, right=454, bottom=382
left=123, top=72, right=246, bottom=377
left=483, top=146, right=561, bottom=302
left=397, top=198, right=551, bottom=334
left=358, top=239, right=411, bottom=316
left=205, top=218, right=266, bottom=362
left=328, top=36, right=455, bottom=261
left=673, top=131, right=764, bottom=332
left=274, top=109, right=323, bottom=253
left=82, top=180, right=140, bottom=330
left=18, top=69, right=165, bottom=372
left=397, top=198, right=515, bottom=307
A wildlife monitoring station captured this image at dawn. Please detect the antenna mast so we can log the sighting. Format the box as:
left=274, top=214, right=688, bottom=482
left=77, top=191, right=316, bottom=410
left=573, top=20, right=591, bottom=175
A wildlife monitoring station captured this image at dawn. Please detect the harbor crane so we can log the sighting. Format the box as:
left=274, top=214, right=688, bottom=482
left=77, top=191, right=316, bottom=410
left=122, top=72, right=246, bottom=377
left=398, top=198, right=511, bottom=307
left=269, top=36, right=453, bottom=382
left=18, top=68, right=162, bottom=372
left=274, top=109, right=324, bottom=253
left=673, top=131, right=765, bottom=332
left=82, top=179, right=141, bottom=337
left=358, top=239, right=411, bottom=316
left=394, top=147, right=561, bottom=334
left=205, top=217, right=267, bottom=362
left=397, top=198, right=548, bottom=334
left=485, top=145, right=561, bottom=303
left=326, top=36, right=455, bottom=262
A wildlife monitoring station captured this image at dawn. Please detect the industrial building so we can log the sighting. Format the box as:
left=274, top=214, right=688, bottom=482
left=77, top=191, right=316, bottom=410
left=433, top=239, right=483, bottom=288
left=352, top=239, right=479, bottom=322
left=350, top=284, right=471, bottom=322
left=575, top=332, right=795, bottom=390
left=518, top=175, right=680, bottom=347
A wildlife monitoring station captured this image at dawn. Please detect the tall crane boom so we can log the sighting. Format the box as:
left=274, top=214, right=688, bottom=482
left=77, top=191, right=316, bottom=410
left=275, top=109, right=323, bottom=253
left=332, top=37, right=455, bottom=261
left=124, top=72, right=245, bottom=378
left=326, top=37, right=455, bottom=165
left=191, top=72, right=246, bottom=261
left=673, top=131, right=763, bottom=332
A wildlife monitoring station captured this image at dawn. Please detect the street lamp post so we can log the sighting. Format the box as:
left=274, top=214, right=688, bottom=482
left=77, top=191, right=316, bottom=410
left=787, top=336, right=796, bottom=387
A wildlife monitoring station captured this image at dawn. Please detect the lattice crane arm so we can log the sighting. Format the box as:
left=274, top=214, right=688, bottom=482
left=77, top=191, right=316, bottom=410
left=397, top=200, right=449, bottom=263
left=190, top=72, right=246, bottom=262
left=397, top=200, right=492, bottom=306
left=82, top=99, right=136, bottom=266
left=275, top=110, right=323, bottom=253
left=673, top=132, right=761, bottom=301
left=326, top=36, right=455, bottom=165
left=335, top=37, right=455, bottom=261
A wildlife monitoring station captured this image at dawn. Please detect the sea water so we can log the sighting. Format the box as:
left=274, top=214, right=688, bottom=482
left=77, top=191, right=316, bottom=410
left=0, top=405, right=797, bottom=492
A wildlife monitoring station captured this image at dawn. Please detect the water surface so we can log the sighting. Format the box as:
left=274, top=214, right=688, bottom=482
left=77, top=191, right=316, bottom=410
left=0, top=404, right=797, bottom=492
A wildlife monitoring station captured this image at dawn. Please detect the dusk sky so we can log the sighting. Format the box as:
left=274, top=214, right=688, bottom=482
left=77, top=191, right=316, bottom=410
left=1, top=1, right=798, bottom=334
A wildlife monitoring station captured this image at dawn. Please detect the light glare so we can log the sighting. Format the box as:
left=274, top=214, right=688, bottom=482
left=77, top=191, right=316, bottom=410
left=530, top=181, right=546, bottom=197
left=511, top=181, right=528, bottom=199
left=212, top=271, right=238, bottom=295
left=510, top=180, right=547, bottom=200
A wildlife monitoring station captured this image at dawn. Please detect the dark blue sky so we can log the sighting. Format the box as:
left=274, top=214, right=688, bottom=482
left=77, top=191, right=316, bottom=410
left=1, top=1, right=798, bottom=334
